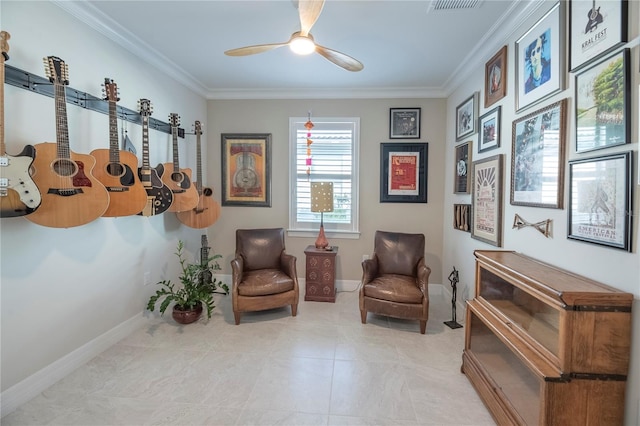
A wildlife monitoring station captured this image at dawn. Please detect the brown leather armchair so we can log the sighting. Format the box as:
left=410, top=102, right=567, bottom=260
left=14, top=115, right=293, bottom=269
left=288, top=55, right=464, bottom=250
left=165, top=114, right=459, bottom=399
left=230, top=228, right=299, bottom=325
left=359, top=230, right=431, bottom=334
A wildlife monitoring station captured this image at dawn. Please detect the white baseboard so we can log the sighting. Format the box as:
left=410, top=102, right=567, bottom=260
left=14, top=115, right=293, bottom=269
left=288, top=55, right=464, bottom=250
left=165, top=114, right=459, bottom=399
left=1, top=313, right=147, bottom=418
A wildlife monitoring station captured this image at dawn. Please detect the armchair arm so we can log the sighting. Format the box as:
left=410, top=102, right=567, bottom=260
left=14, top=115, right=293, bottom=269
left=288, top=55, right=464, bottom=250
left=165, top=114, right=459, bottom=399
left=280, top=252, right=298, bottom=287
left=416, top=257, right=431, bottom=296
left=361, top=256, right=379, bottom=285
left=230, top=255, right=244, bottom=295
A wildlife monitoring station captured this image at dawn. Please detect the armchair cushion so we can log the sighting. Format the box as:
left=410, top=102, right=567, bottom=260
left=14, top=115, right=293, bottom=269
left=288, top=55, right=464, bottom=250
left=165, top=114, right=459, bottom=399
left=363, top=274, right=424, bottom=304
left=236, top=228, right=284, bottom=271
left=374, top=231, right=425, bottom=276
left=237, top=269, right=295, bottom=296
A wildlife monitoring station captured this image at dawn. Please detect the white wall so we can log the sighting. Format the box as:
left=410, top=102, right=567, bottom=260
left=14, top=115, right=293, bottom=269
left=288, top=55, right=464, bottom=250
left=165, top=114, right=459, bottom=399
left=1, top=1, right=208, bottom=393
left=443, top=1, right=640, bottom=424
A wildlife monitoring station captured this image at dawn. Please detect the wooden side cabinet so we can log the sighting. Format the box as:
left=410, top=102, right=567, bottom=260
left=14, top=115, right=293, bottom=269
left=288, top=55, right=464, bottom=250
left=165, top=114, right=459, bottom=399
left=463, top=250, right=633, bottom=425
left=304, top=245, right=338, bottom=302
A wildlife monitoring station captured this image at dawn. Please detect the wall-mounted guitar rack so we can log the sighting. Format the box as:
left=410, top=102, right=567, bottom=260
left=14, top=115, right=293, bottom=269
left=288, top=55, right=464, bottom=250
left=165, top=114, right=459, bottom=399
left=5, top=64, right=185, bottom=138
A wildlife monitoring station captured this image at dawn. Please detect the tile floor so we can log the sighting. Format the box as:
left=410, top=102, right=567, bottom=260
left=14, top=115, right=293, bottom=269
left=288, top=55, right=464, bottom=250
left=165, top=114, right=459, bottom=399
left=2, top=290, right=494, bottom=426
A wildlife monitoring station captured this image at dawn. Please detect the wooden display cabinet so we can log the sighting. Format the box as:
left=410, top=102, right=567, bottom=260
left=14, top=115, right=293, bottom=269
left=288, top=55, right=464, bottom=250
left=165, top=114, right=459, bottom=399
left=463, top=250, right=632, bottom=425
left=304, top=245, right=338, bottom=302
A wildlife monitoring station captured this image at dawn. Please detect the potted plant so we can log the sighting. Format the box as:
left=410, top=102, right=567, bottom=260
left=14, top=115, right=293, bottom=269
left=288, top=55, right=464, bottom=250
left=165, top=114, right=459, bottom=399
left=147, top=240, right=229, bottom=324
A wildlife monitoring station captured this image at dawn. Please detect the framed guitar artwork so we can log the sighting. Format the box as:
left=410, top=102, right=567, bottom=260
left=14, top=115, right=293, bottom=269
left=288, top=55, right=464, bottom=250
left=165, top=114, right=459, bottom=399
left=221, top=133, right=271, bottom=207
left=569, top=0, right=628, bottom=72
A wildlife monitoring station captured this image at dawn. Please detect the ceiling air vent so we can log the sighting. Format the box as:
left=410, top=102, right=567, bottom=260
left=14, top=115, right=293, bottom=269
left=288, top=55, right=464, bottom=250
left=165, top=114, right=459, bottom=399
left=427, top=0, right=483, bottom=12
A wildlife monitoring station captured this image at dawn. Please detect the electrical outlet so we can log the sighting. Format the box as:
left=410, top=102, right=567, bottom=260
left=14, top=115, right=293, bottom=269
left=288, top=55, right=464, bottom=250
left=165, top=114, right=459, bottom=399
left=362, top=254, right=369, bottom=262
left=143, top=271, right=151, bottom=286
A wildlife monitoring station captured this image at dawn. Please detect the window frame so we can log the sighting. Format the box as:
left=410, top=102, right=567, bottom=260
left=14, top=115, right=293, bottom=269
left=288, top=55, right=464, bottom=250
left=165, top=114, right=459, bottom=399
left=288, top=116, right=360, bottom=239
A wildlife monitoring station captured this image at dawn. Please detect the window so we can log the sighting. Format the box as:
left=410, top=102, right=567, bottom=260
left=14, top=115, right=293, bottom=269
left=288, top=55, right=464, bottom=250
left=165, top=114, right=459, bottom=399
left=288, top=117, right=359, bottom=238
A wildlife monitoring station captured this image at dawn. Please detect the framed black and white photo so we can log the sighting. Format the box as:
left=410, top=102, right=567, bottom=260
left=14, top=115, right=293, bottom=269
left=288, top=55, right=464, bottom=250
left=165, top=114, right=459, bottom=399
left=511, top=99, right=567, bottom=209
left=478, top=106, right=501, bottom=153
left=390, top=108, right=421, bottom=139
left=575, top=48, right=630, bottom=153
left=454, top=141, right=471, bottom=194
left=456, top=93, right=478, bottom=140
left=568, top=151, right=632, bottom=251
left=569, top=0, right=628, bottom=72
left=515, top=2, right=564, bottom=112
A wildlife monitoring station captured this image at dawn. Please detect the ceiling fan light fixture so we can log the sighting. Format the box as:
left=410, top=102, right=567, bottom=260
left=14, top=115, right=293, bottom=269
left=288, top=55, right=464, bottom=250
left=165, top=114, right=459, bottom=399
left=289, top=35, right=316, bottom=55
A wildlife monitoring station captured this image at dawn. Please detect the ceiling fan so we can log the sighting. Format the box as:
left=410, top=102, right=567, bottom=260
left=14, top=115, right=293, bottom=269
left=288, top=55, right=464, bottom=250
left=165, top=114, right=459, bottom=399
left=224, top=0, right=363, bottom=72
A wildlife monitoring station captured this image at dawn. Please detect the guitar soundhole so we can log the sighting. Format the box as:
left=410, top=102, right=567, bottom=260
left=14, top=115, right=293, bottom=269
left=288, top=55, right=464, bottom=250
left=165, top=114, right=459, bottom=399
left=106, top=162, right=125, bottom=177
left=203, top=188, right=213, bottom=196
left=171, top=172, right=183, bottom=183
left=52, top=159, right=78, bottom=177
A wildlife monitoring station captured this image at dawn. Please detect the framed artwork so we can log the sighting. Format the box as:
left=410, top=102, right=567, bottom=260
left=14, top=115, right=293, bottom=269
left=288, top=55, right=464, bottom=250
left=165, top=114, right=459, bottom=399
left=575, top=48, right=630, bottom=153
left=456, top=92, right=478, bottom=140
left=515, top=2, right=564, bottom=112
left=471, top=154, right=504, bottom=247
left=221, top=133, right=271, bottom=207
left=484, top=46, right=508, bottom=108
left=568, top=151, right=632, bottom=251
left=478, top=106, right=501, bottom=153
left=569, top=0, right=628, bottom=72
left=453, top=204, right=471, bottom=232
left=511, top=99, right=567, bottom=209
left=380, top=142, right=428, bottom=203
left=389, top=108, right=421, bottom=139
left=454, top=141, right=471, bottom=194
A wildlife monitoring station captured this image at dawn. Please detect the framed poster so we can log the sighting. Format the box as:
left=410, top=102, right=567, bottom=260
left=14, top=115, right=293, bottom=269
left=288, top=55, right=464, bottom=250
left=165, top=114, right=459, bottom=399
left=569, top=0, right=628, bottom=72
left=484, top=46, right=508, bottom=108
left=221, top=133, right=271, bottom=207
left=568, top=151, right=632, bottom=251
left=478, top=106, right=501, bottom=153
left=515, top=2, right=564, bottom=112
left=575, top=48, right=630, bottom=153
left=456, top=92, right=478, bottom=140
left=454, top=141, right=471, bottom=194
left=380, top=143, right=428, bottom=203
left=390, top=108, right=421, bottom=139
left=471, top=154, right=504, bottom=247
left=511, top=99, right=567, bottom=208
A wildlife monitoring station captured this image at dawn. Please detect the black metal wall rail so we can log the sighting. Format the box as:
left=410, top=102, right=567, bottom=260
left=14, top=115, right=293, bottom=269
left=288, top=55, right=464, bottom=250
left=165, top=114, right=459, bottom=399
left=5, top=64, right=184, bottom=138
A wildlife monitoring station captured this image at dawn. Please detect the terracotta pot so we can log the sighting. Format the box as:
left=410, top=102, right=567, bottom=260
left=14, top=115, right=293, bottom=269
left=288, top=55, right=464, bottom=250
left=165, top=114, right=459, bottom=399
left=172, top=302, right=203, bottom=324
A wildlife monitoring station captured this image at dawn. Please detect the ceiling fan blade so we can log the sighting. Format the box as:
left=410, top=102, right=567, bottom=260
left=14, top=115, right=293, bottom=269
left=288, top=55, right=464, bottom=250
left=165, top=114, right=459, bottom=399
left=224, top=42, right=288, bottom=56
left=298, top=0, right=325, bottom=37
left=315, top=44, right=364, bottom=72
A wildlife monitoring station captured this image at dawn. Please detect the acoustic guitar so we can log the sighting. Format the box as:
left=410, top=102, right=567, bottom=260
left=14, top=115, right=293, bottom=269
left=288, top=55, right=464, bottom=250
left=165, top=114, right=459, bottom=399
left=159, top=113, right=198, bottom=212
left=176, top=121, right=221, bottom=228
left=90, top=78, right=146, bottom=217
left=0, top=30, right=41, bottom=217
left=26, top=56, right=109, bottom=228
left=136, top=99, right=173, bottom=216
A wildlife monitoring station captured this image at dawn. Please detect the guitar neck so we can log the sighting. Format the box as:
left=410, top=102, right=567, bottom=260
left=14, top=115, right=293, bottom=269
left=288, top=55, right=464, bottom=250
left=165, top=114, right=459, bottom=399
left=141, top=116, right=150, bottom=170
left=108, top=99, right=120, bottom=163
left=54, top=81, right=71, bottom=159
left=195, top=131, right=203, bottom=192
left=172, top=127, right=180, bottom=169
left=0, top=52, right=5, bottom=157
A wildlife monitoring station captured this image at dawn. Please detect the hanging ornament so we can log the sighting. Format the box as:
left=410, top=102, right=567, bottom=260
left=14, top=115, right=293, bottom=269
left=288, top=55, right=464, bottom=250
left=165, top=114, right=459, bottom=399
left=305, top=112, right=314, bottom=181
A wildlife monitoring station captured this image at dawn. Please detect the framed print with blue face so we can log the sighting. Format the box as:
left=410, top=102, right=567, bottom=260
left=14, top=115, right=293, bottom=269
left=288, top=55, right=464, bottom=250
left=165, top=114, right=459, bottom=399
left=515, top=2, right=564, bottom=112
left=569, top=0, right=628, bottom=72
